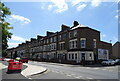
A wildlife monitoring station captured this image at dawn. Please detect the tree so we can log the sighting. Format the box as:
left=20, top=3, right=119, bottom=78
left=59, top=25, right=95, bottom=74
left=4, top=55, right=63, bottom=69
left=0, top=2, right=13, bottom=57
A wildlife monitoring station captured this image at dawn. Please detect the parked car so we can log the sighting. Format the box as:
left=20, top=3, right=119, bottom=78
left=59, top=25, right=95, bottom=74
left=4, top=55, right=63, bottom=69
left=114, top=59, right=120, bottom=65
left=16, top=57, right=21, bottom=61
left=101, top=59, right=115, bottom=66
left=0, top=57, right=5, bottom=61
left=19, top=57, right=28, bottom=63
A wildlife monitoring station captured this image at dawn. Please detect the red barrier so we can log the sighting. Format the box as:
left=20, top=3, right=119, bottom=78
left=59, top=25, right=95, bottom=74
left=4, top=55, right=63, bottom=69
left=7, top=62, right=22, bottom=74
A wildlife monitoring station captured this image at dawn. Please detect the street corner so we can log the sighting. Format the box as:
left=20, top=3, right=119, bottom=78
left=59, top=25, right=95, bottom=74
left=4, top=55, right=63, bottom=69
left=21, top=63, right=47, bottom=77
left=0, top=63, right=8, bottom=70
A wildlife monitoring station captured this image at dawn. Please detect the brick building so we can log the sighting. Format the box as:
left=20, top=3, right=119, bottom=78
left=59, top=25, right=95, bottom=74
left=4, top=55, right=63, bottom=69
left=7, top=21, right=112, bottom=64
left=112, top=42, right=120, bottom=59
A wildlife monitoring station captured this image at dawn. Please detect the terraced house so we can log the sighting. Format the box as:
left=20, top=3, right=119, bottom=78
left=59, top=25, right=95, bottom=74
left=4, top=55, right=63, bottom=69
left=7, top=21, right=112, bottom=64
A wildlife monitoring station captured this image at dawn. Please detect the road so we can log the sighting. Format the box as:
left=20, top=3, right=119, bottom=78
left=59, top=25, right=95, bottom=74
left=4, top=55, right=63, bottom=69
left=28, top=61, right=119, bottom=80
left=1, top=60, right=119, bottom=81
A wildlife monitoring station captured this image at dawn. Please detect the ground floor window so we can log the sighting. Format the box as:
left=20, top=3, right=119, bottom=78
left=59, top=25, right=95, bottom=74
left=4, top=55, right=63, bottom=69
left=75, top=53, right=77, bottom=59
left=68, top=53, right=78, bottom=60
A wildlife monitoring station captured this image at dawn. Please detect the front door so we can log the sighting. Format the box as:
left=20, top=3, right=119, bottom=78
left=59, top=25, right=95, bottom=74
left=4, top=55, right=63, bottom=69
left=81, top=53, right=85, bottom=61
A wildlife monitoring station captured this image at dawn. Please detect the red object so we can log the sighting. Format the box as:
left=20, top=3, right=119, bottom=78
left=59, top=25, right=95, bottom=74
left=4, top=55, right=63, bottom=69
left=8, top=62, right=22, bottom=70
left=19, top=57, right=28, bottom=63
left=0, top=57, right=5, bottom=61
left=9, top=60, right=14, bottom=62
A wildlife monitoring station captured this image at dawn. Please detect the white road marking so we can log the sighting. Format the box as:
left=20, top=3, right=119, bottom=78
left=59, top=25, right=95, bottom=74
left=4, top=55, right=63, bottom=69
left=28, top=78, right=32, bottom=79
left=75, top=76, right=81, bottom=79
left=70, top=74, right=76, bottom=76
left=66, top=74, right=72, bottom=77
left=86, top=77, right=93, bottom=79
left=78, top=76, right=83, bottom=77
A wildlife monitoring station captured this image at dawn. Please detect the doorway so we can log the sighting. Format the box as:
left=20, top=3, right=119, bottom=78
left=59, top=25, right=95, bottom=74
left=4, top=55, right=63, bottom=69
left=81, top=53, right=85, bottom=60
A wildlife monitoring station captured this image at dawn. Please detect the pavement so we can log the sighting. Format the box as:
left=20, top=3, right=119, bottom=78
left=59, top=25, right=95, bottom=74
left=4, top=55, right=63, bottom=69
left=21, top=63, right=47, bottom=77
left=0, top=63, right=7, bottom=70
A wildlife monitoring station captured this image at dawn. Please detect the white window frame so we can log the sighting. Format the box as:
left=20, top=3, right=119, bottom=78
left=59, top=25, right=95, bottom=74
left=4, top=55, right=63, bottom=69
left=74, top=30, right=77, bottom=37
left=58, top=35, right=62, bottom=41
left=54, top=36, right=56, bottom=42
left=69, top=39, right=77, bottom=49
left=93, top=39, right=96, bottom=48
left=47, top=39, right=49, bottom=43
left=80, top=38, right=86, bottom=48
left=50, top=37, right=53, bottom=43
left=59, top=42, right=65, bottom=50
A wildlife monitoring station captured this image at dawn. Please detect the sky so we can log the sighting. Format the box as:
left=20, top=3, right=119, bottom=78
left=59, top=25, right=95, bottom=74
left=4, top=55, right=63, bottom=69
left=3, top=0, right=119, bottom=48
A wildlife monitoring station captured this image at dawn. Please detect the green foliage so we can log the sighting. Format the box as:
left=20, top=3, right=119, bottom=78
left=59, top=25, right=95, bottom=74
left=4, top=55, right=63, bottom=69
left=0, top=2, right=13, bottom=57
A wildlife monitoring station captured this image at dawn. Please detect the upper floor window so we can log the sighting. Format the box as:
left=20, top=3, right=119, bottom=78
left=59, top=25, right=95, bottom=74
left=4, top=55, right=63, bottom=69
left=50, top=37, right=53, bottom=43
left=43, top=40, right=46, bottom=44
left=81, top=38, right=86, bottom=48
left=54, top=36, right=56, bottom=42
left=63, top=33, right=67, bottom=40
left=69, top=39, right=77, bottom=49
left=58, top=35, right=61, bottom=41
left=93, top=39, right=96, bottom=48
left=69, top=32, right=72, bottom=38
left=53, top=44, right=56, bottom=50
left=59, top=42, right=65, bottom=50
left=74, top=30, right=77, bottom=37
left=47, top=39, right=49, bottom=43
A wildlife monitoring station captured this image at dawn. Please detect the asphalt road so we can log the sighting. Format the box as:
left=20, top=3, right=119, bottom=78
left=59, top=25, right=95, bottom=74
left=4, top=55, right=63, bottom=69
left=28, top=61, right=119, bottom=80
left=1, top=60, right=120, bottom=81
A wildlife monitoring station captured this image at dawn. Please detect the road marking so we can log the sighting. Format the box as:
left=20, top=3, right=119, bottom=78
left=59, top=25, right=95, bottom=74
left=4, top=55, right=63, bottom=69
left=66, top=74, right=72, bottom=77
left=75, top=76, right=81, bottom=79
left=86, top=77, right=93, bottom=79
left=70, top=74, right=76, bottom=76
left=85, top=67, right=91, bottom=69
left=79, top=76, right=83, bottom=77
left=28, top=78, right=32, bottom=79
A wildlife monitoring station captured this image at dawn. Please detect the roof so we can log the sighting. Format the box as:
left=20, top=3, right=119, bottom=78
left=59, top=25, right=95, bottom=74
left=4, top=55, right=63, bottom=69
left=113, top=41, right=120, bottom=46
left=100, top=41, right=112, bottom=45
left=70, top=24, right=100, bottom=33
left=71, top=24, right=87, bottom=30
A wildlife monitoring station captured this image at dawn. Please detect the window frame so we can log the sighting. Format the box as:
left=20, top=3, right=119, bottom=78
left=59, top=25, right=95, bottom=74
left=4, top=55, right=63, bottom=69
left=80, top=38, right=86, bottom=48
